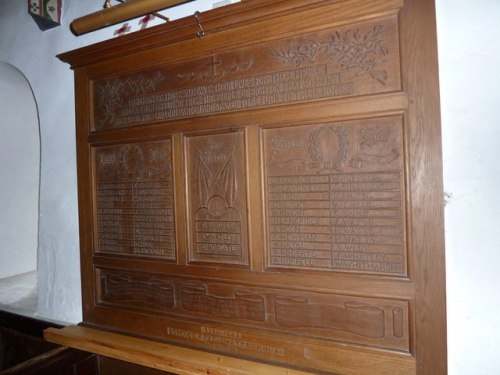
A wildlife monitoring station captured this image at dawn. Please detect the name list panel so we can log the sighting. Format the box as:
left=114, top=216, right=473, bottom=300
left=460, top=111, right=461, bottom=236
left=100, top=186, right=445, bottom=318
left=262, top=116, right=406, bottom=276
left=93, top=140, right=176, bottom=259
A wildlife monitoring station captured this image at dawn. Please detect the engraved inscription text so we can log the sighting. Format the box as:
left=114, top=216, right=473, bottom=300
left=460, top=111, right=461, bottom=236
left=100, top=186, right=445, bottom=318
left=263, top=117, right=406, bottom=275
left=94, top=140, right=175, bottom=258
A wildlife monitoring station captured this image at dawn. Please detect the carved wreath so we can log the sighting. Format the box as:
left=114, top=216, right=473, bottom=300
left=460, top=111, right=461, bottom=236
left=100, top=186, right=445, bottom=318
left=307, top=126, right=350, bottom=170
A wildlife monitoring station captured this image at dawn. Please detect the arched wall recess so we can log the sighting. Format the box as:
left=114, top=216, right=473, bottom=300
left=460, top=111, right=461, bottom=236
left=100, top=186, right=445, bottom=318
left=0, top=62, right=40, bottom=280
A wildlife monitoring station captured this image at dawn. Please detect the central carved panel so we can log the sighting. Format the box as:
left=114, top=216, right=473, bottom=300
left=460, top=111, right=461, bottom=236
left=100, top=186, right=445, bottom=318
left=185, top=131, right=249, bottom=266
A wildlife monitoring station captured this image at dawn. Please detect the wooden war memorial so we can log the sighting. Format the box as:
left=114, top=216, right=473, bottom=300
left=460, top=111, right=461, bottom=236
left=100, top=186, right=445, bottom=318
left=46, top=0, right=447, bottom=373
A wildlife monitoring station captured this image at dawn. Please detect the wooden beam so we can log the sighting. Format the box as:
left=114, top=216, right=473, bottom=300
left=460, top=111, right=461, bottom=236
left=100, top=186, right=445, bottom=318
left=44, top=326, right=313, bottom=375
left=71, top=0, right=194, bottom=35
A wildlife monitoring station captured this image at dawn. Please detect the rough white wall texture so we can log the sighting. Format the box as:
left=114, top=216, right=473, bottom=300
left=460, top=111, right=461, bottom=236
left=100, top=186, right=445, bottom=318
left=0, top=62, right=39, bottom=279
left=0, top=0, right=103, bottom=324
left=436, top=0, right=500, bottom=374
left=0, top=271, right=37, bottom=313
left=0, top=0, right=499, bottom=372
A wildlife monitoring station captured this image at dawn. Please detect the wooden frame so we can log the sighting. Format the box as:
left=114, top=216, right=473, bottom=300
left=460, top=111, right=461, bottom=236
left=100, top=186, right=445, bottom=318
left=53, top=1, right=447, bottom=373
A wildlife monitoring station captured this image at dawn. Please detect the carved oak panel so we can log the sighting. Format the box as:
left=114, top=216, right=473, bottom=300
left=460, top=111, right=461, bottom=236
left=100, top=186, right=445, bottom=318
left=185, top=131, right=249, bottom=266
left=262, top=116, right=406, bottom=275
left=96, top=268, right=409, bottom=352
left=93, top=140, right=175, bottom=259
left=92, top=15, right=400, bottom=130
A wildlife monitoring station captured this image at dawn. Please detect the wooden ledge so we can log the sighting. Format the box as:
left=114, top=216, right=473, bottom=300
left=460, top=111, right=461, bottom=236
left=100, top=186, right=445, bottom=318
left=44, top=325, right=312, bottom=375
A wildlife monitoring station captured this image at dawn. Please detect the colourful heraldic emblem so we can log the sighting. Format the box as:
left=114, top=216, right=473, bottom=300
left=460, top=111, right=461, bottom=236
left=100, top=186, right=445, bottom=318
left=28, top=0, right=61, bottom=30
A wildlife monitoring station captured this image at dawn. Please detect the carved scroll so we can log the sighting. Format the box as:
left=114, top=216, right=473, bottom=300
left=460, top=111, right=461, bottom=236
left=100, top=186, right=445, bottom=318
left=99, top=271, right=175, bottom=310
left=181, top=285, right=265, bottom=321
left=275, top=296, right=385, bottom=338
left=96, top=268, right=409, bottom=351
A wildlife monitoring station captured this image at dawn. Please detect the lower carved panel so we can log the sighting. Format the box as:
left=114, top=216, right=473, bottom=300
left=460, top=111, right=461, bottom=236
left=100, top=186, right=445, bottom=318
left=274, top=296, right=385, bottom=338
left=99, top=272, right=175, bottom=310
left=96, top=268, right=409, bottom=352
left=180, top=285, right=266, bottom=321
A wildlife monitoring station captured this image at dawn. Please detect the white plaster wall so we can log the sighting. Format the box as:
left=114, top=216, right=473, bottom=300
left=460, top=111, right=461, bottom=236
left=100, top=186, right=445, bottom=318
left=0, top=62, right=39, bottom=279
left=436, top=0, right=500, bottom=374
left=0, top=0, right=499, bottom=372
left=0, top=0, right=106, bottom=324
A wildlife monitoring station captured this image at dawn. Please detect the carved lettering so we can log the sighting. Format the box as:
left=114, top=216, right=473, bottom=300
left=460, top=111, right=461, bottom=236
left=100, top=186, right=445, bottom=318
left=94, top=140, right=176, bottom=259
left=264, top=117, right=406, bottom=275
left=166, top=326, right=285, bottom=357
left=93, top=17, right=400, bottom=129
left=187, top=131, right=249, bottom=265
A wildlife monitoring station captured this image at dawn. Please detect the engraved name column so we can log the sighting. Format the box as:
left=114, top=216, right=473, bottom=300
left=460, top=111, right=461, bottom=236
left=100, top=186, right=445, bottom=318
left=268, top=173, right=332, bottom=268
left=330, top=171, right=404, bottom=274
left=94, top=140, right=175, bottom=259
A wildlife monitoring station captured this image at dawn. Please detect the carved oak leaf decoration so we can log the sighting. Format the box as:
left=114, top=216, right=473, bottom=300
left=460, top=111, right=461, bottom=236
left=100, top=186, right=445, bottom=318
left=272, top=24, right=390, bottom=86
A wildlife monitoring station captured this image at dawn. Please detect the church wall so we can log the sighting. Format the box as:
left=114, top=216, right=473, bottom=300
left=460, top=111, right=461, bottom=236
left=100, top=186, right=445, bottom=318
left=0, top=62, right=39, bottom=280
left=436, top=1, right=500, bottom=374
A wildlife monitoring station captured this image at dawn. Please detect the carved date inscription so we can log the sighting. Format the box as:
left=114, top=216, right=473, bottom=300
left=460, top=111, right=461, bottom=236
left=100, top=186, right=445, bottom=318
left=263, top=116, right=406, bottom=275
left=94, top=140, right=175, bottom=259
left=93, top=15, right=400, bottom=129
left=166, top=325, right=286, bottom=358
left=185, top=131, right=249, bottom=265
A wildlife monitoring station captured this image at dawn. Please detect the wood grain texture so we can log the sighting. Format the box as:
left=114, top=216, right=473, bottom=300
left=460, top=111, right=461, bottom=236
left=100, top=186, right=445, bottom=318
left=44, top=326, right=312, bottom=375
left=45, top=325, right=415, bottom=375
left=400, top=0, right=447, bottom=373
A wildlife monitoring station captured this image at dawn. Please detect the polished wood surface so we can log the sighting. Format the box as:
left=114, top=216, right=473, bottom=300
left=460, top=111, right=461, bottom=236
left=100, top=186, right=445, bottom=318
left=71, top=0, right=193, bottom=36
left=45, top=326, right=312, bottom=375
left=56, top=0, right=446, bottom=373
